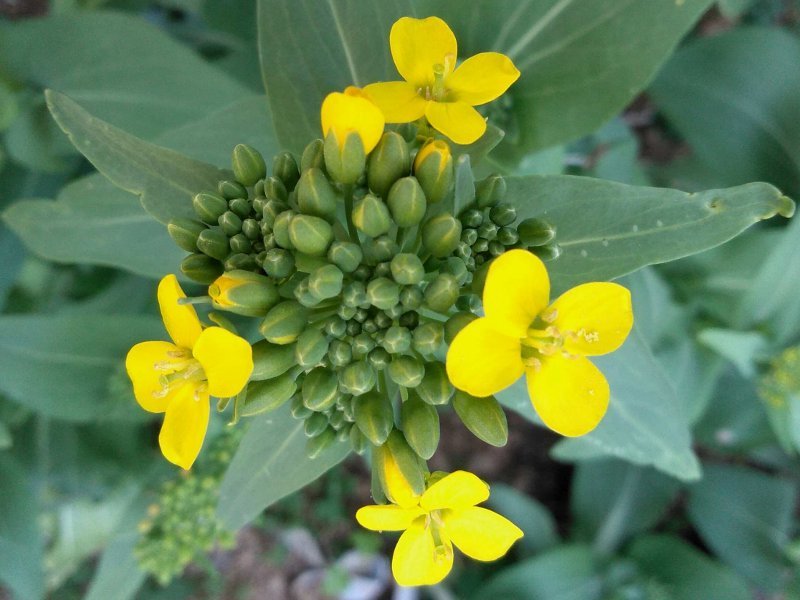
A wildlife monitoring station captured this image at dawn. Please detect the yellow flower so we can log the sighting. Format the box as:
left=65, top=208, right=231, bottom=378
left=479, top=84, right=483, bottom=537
left=356, top=469, right=523, bottom=587
left=364, top=16, right=519, bottom=145
left=321, top=86, right=385, bottom=154
left=126, top=275, right=253, bottom=469
left=446, top=249, right=633, bottom=437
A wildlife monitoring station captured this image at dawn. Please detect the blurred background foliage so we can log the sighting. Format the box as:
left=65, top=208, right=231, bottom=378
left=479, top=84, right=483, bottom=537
left=0, top=0, right=799, bottom=598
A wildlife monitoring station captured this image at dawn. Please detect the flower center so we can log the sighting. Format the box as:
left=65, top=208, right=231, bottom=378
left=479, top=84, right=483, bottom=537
left=152, top=349, right=207, bottom=400
left=426, top=510, right=452, bottom=563
left=418, top=54, right=455, bottom=102
left=520, top=308, right=600, bottom=369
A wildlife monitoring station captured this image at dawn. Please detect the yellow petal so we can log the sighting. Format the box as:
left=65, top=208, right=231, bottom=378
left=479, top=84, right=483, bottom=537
left=320, top=90, right=385, bottom=153
left=444, top=506, right=523, bottom=561
left=392, top=519, right=454, bottom=587
left=158, top=384, right=209, bottom=470
left=548, top=282, right=634, bottom=356
left=192, top=326, right=253, bottom=398
left=483, top=249, right=550, bottom=338
left=447, top=52, right=520, bottom=106
left=527, top=354, right=610, bottom=437
left=420, top=470, right=489, bottom=512
left=379, top=443, right=421, bottom=509
left=424, top=101, right=486, bottom=145
left=390, top=16, right=457, bottom=86
left=125, top=340, right=181, bottom=413
left=157, top=274, right=202, bottom=350
left=363, top=81, right=428, bottom=123
left=356, top=505, right=424, bottom=532
left=446, top=318, right=524, bottom=398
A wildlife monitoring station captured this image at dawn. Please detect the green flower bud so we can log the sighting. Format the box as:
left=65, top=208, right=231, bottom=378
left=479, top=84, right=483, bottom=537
left=366, top=235, right=399, bottom=263
left=368, top=347, right=391, bottom=371
left=328, top=339, right=352, bottom=367
left=264, top=176, right=288, bottom=203
left=181, top=253, right=223, bottom=284
left=232, top=144, right=267, bottom=186
left=490, top=203, right=516, bottom=227
left=325, top=317, right=347, bottom=339
left=242, top=373, right=297, bottom=417
left=324, top=130, right=366, bottom=184
left=422, top=214, right=462, bottom=258
left=472, top=238, right=489, bottom=253
left=353, top=308, right=368, bottom=323
left=218, top=179, right=247, bottom=200
left=352, top=264, right=373, bottom=282
left=262, top=248, right=295, bottom=279
left=168, top=218, right=206, bottom=252
left=398, top=310, right=418, bottom=328
left=387, top=355, right=425, bottom=388
left=293, top=277, right=322, bottom=308
left=262, top=199, right=289, bottom=229
left=461, top=228, right=478, bottom=246
left=400, top=286, right=423, bottom=310
left=297, top=167, right=338, bottom=218
left=301, top=139, right=326, bottom=173
left=229, top=233, right=252, bottom=254
left=400, top=396, right=440, bottom=460
left=308, top=264, right=343, bottom=299
left=289, top=214, right=333, bottom=256
left=306, top=427, right=337, bottom=458
left=374, top=311, right=392, bottom=330
left=351, top=333, right=376, bottom=357
left=342, top=281, right=367, bottom=308
left=456, top=293, right=481, bottom=313
left=349, top=424, right=368, bottom=454
left=367, top=277, right=400, bottom=310
left=345, top=320, right=362, bottom=337
left=352, top=193, right=392, bottom=238
left=302, top=367, right=339, bottom=411
left=416, top=362, right=454, bottom=406
left=518, top=218, right=556, bottom=247
left=328, top=241, right=363, bottom=274
left=273, top=151, right=300, bottom=190
left=340, top=360, right=376, bottom=396
left=291, top=394, right=312, bottom=419
left=497, top=226, right=519, bottom=246
left=460, top=208, right=484, bottom=228
left=442, top=257, right=468, bottom=285
left=532, top=242, right=563, bottom=261
left=476, top=174, right=506, bottom=208
left=413, top=321, right=444, bottom=355
left=382, top=326, right=411, bottom=354
left=254, top=179, right=266, bottom=197
left=305, top=412, right=329, bottom=437
left=241, top=218, right=260, bottom=240
left=453, top=391, right=508, bottom=447
left=295, top=328, right=330, bottom=368
left=445, top=311, right=478, bottom=344
left=209, top=270, right=279, bottom=317
left=195, top=228, right=229, bottom=261
left=251, top=340, right=296, bottom=380
left=217, top=210, right=241, bottom=237
left=367, top=131, right=410, bottom=197
left=272, top=211, right=295, bottom=249
left=193, top=192, right=228, bottom=224
left=489, top=241, right=505, bottom=257
left=424, top=273, right=459, bottom=313
left=477, top=222, right=498, bottom=241
left=354, top=391, right=394, bottom=445
left=387, top=176, right=427, bottom=227
left=224, top=253, right=257, bottom=272
left=229, top=198, right=252, bottom=220
left=414, top=140, right=453, bottom=203
left=390, top=253, right=424, bottom=285
left=260, top=300, right=308, bottom=344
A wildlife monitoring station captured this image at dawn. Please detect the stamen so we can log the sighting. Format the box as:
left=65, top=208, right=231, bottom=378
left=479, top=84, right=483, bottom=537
left=431, top=63, right=446, bottom=101
left=541, top=308, right=558, bottom=323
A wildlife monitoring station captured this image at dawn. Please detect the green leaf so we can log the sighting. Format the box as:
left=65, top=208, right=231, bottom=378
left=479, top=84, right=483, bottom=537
left=45, top=90, right=229, bottom=224
left=687, top=463, right=797, bottom=592
left=650, top=28, right=800, bottom=196
left=217, top=403, right=351, bottom=529
left=697, top=328, right=768, bottom=378
left=0, top=314, right=163, bottom=421
left=486, top=483, right=559, bottom=556
left=83, top=533, right=145, bottom=600
left=540, top=329, right=701, bottom=481
left=257, top=0, right=412, bottom=151
left=506, top=174, right=794, bottom=295
left=628, top=534, right=750, bottom=600
left=570, top=459, right=680, bottom=554
left=0, top=12, right=248, bottom=139
left=0, top=454, right=44, bottom=600
left=472, top=544, right=601, bottom=600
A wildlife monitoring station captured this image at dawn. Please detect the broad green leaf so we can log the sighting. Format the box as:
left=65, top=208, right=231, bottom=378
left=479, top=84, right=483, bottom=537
left=472, top=544, right=601, bottom=600
left=538, top=329, right=701, bottom=481
left=628, top=535, right=750, bottom=600
left=0, top=12, right=248, bottom=139
left=506, top=174, right=794, bottom=295
left=0, top=454, right=44, bottom=600
left=45, top=90, right=228, bottom=224
left=486, top=483, right=560, bottom=556
left=83, top=533, right=145, bottom=600
left=570, top=459, right=680, bottom=554
left=687, top=463, right=797, bottom=592
left=651, top=28, right=800, bottom=196
left=257, top=0, right=412, bottom=151
left=0, top=314, right=163, bottom=422
left=697, top=328, right=768, bottom=378
left=217, top=403, right=351, bottom=529
left=717, top=0, right=755, bottom=17
left=0, top=422, right=10, bottom=450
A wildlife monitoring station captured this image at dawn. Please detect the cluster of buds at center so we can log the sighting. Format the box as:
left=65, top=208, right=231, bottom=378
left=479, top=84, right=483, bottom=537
left=166, top=129, right=559, bottom=496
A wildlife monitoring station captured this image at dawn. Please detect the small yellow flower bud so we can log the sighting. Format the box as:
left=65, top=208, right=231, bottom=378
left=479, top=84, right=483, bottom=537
left=414, top=140, right=453, bottom=203
left=208, top=270, right=279, bottom=317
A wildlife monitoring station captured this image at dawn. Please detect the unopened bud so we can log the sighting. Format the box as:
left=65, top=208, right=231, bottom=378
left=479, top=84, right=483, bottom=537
left=196, top=228, right=229, bottom=261
left=498, top=226, right=519, bottom=246
left=400, top=286, right=423, bottom=310
left=168, top=218, right=205, bottom=252
left=302, top=367, right=339, bottom=411
left=209, top=270, right=279, bottom=317
left=390, top=254, right=424, bottom=285
left=308, top=264, right=343, bottom=299
left=350, top=425, right=368, bottom=454
left=367, top=277, right=400, bottom=310
left=193, top=192, right=228, bottom=224
left=490, top=203, right=516, bottom=227
left=294, top=277, right=322, bottom=308
left=305, top=413, right=329, bottom=437
left=365, top=236, right=398, bottom=263
left=297, top=167, right=338, bottom=218
left=424, top=273, right=459, bottom=313
left=379, top=430, right=426, bottom=498
left=532, top=242, right=562, bottom=261
left=260, top=300, right=308, bottom=344
left=445, top=311, right=478, bottom=344
left=232, top=144, right=266, bottom=186
left=422, top=214, right=462, bottom=258
left=387, top=177, right=427, bottom=227
left=180, top=253, right=223, bottom=284
left=368, top=347, right=391, bottom=370
left=295, top=328, right=330, bottom=368
left=328, top=339, right=353, bottom=367
left=301, top=139, right=326, bottom=173
left=262, top=199, right=288, bottom=229
left=414, top=140, right=453, bottom=203
left=273, top=151, right=300, bottom=190
left=328, top=241, right=363, bottom=274
left=229, top=198, right=252, bottom=219
left=400, top=396, right=440, bottom=460
left=453, top=391, right=508, bottom=447
left=367, top=132, right=410, bottom=197
left=324, top=130, right=365, bottom=184
left=382, top=326, right=411, bottom=354
left=518, top=218, right=556, bottom=247
left=476, top=174, right=506, bottom=208
left=289, top=215, right=333, bottom=256
left=325, top=316, right=347, bottom=339
left=224, top=253, right=257, bottom=272
left=413, top=321, right=444, bottom=355
left=352, top=193, right=392, bottom=238
left=218, top=179, right=247, bottom=200
left=251, top=340, right=296, bottom=380
left=340, top=360, right=377, bottom=396
left=218, top=211, right=243, bottom=237
left=272, top=211, right=294, bottom=249
left=262, top=248, right=295, bottom=278
left=291, top=395, right=312, bottom=419
left=242, top=373, right=296, bottom=417
left=242, top=218, right=260, bottom=240
left=416, top=362, right=454, bottom=406
left=387, top=355, right=425, bottom=388
left=354, top=391, right=394, bottom=445
left=264, top=176, right=288, bottom=203
left=229, top=233, right=252, bottom=254
left=306, top=426, right=337, bottom=458
left=460, top=208, right=483, bottom=228
left=351, top=333, right=376, bottom=357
